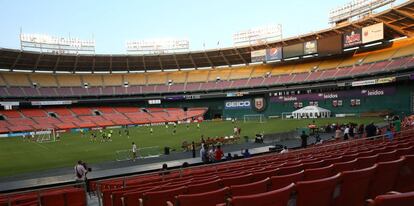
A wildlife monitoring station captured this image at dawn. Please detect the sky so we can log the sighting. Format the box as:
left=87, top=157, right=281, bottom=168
left=0, top=0, right=406, bottom=54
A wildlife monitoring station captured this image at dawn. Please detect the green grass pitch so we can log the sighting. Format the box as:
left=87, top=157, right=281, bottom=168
left=0, top=117, right=382, bottom=177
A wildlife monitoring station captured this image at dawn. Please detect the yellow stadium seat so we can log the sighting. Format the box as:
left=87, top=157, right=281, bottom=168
left=271, top=64, right=294, bottom=75
left=229, top=67, right=252, bottom=80
left=0, top=74, right=7, bottom=86
left=147, top=72, right=167, bottom=85
left=208, top=68, right=231, bottom=81
left=186, top=70, right=209, bottom=83
left=124, top=73, right=147, bottom=85
left=167, top=71, right=187, bottom=83
left=250, top=65, right=273, bottom=78
left=318, top=58, right=342, bottom=70
left=82, top=75, right=103, bottom=86
left=103, top=74, right=123, bottom=86
left=30, top=74, right=58, bottom=87
left=56, top=75, right=82, bottom=87
left=2, top=73, right=31, bottom=86
left=291, top=61, right=320, bottom=74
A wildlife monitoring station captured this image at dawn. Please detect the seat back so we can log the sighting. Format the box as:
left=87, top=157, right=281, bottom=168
left=186, top=179, right=222, bottom=194
left=333, top=159, right=357, bottom=173
left=377, top=150, right=397, bottom=162
left=302, top=160, right=326, bottom=170
left=41, top=193, right=65, bottom=206
left=368, top=191, right=414, bottom=206
left=230, top=178, right=269, bottom=196
left=304, top=165, right=334, bottom=181
left=222, top=173, right=253, bottom=187
left=356, top=155, right=378, bottom=169
left=270, top=170, right=304, bottom=191
left=333, top=165, right=376, bottom=206
left=276, top=164, right=303, bottom=176
left=367, top=158, right=405, bottom=198
left=296, top=173, right=340, bottom=206
left=230, top=183, right=294, bottom=206
left=396, top=146, right=413, bottom=157
left=395, top=155, right=414, bottom=192
left=123, top=187, right=158, bottom=206
left=174, top=187, right=229, bottom=206
left=142, top=186, right=187, bottom=206
left=252, top=168, right=278, bottom=182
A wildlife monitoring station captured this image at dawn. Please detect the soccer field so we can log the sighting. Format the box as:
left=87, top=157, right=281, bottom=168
left=0, top=117, right=382, bottom=177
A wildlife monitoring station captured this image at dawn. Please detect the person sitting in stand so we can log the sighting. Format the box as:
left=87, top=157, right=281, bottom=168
left=280, top=146, right=289, bottom=154
left=214, top=145, right=224, bottom=162
left=159, top=163, right=170, bottom=176
left=225, top=153, right=233, bottom=161
left=242, top=149, right=251, bottom=158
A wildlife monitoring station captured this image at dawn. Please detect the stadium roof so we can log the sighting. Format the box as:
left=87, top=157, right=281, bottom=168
left=0, top=0, right=413, bottom=73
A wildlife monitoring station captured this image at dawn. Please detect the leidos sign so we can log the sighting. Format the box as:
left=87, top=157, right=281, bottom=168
left=225, top=100, right=251, bottom=109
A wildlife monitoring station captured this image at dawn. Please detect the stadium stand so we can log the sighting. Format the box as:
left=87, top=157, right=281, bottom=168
left=0, top=107, right=207, bottom=134
left=52, top=128, right=412, bottom=206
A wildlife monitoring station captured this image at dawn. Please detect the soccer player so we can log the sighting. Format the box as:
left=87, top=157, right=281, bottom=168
left=132, top=142, right=137, bottom=161
left=197, top=123, right=200, bottom=129
left=107, top=132, right=112, bottom=141
left=150, top=127, right=153, bottom=135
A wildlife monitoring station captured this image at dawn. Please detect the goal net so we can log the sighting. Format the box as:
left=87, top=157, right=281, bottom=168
left=34, top=129, right=56, bottom=143
left=281, top=112, right=293, bottom=120
left=243, top=114, right=266, bottom=123
left=115, top=146, right=161, bottom=161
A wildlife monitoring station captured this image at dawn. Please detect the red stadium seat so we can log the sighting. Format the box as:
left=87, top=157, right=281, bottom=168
left=396, top=146, right=414, bottom=157
left=302, top=160, right=326, bottom=170
left=229, top=178, right=270, bottom=196
left=356, top=155, right=378, bottom=169
left=269, top=170, right=304, bottom=191
left=304, top=165, right=334, bottom=181
left=186, top=179, right=222, bottom=194
left=367, top=191, right=414, bottom=206
left=377, top=150, right=397, bottom=162
left=333, top=165, right=377, bottom=206
left=167, top=187, right=229, bottom=206
left=221, top=173, right=253, bottom=187
left=251, top=168, right=278, bottom=181
left=332, top=159, right=358, bottom=173
left=340, top=153, right=358, bottom=162
left=276, top=164, right=303, bottom=176
left=228, top=183, right=294, bottom=206
left=295, top=173, right=340, bottom=206
left=395, top=155, right=414, bottom=192
left=367, top=158, right=405, bottom=198
left=141, top=186, right=187, bottom=206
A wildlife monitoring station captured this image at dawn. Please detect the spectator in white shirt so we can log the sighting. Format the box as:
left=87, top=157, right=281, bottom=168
left=343, top=126, right=350, bottom=140
left=74, top=160, right=88, bottom=181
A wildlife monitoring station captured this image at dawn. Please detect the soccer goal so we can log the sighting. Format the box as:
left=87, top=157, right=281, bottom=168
left=281, top=112, right=293, bottom=120
left=243, top=114, right=266, bottom=123
left=115, top=146, right=161, bottom=161
left=34, top=129, right=56, bottom=143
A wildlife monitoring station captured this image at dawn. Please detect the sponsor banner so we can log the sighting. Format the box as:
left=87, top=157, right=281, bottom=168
left=304, top=40, right=317, bottom=55
left=226, top=92, right=248, bottom=97
left=362, top=23, right=384, bottom=44
left=251, top=49, right=266, bottom=63
left=31, top=100, right=72, bottom=106
left=377, top=77, right=396, bottom=84
left=317, top=35, right=343, bottom=56
left=351, top=79, right=377, bottom=87
left=283, top=43, right=304, bottom=58
left=270, top=86, right=396, bottom=102
left=265, top=47, right=282, bottom=61
left=224, top=99, right=251, bottom=109
left=254, top=97, right=266, bottom=112
left=343, top=29, right=362, bottom=47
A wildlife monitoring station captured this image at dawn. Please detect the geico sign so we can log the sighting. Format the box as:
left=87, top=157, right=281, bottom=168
left=225, top=101, right=251, bottom=108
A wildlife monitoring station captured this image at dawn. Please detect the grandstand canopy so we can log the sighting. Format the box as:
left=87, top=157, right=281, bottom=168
left=292, top=106, right=331, bottom=119
left=0, top=1, right=413, bottom=73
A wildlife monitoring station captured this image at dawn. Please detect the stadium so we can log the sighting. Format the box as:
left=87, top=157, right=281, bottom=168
left=1, top=0, right=414, bottom=205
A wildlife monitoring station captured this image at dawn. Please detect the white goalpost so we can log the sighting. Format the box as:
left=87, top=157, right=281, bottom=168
left=281, top=112, right=293, bottom=120
left=34, top=129, right=56, bottom=143
left=243, top=114, right=266, bottom=123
